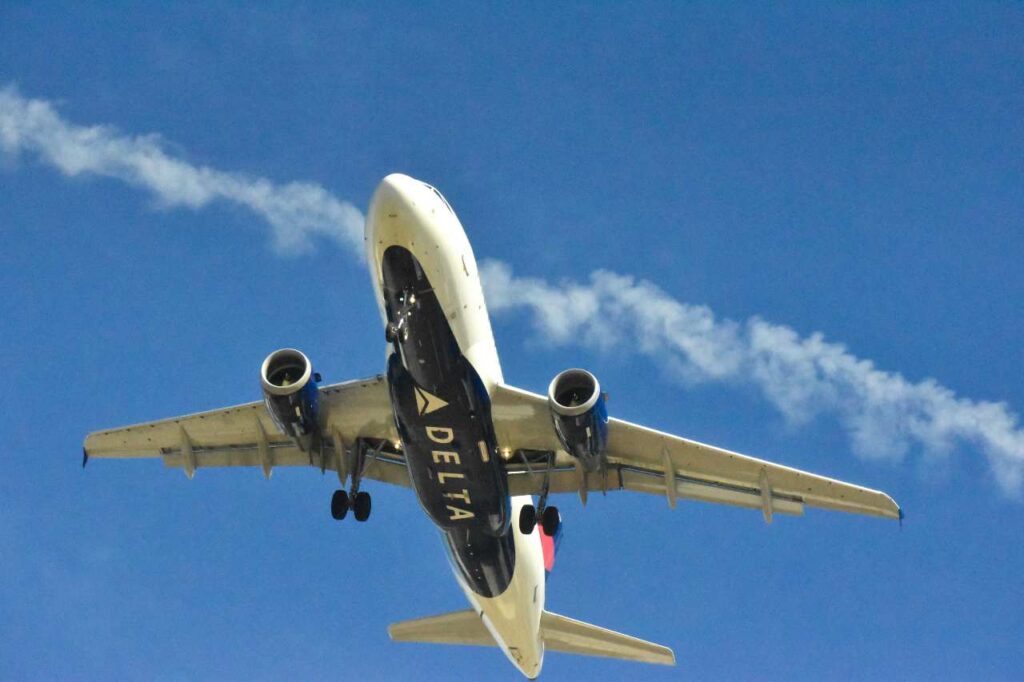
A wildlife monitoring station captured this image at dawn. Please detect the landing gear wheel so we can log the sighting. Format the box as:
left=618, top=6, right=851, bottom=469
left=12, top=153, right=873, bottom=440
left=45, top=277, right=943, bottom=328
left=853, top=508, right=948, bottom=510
left=519, top=504, right=537, bottom=534
left=353, top=491, right=372, bottom=522
left=385, top=325, right=396, bottom=343
left=331, top=489, right=350, bottom=520
left=541, top=506, right=561, bottom=536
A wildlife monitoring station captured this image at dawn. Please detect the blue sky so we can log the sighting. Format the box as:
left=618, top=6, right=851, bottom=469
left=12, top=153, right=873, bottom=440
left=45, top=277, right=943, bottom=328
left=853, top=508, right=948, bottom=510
left=1, top=4, right=1022, bottom=680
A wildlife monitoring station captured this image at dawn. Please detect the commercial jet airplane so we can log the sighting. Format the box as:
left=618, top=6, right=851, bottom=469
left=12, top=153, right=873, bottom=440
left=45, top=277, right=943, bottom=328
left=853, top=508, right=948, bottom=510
left=84, top=173, right=902, bottom=678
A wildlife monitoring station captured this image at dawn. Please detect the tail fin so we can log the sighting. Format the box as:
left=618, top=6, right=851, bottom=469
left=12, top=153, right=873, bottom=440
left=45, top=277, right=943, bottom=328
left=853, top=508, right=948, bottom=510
left=388, top=609, right=675, bottom=666
left=541, top=611, right=675, bottom=665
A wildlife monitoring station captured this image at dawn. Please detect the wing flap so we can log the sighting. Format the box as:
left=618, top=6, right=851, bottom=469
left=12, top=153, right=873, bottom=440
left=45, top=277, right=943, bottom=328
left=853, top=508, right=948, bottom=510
left=155, top=443, right=411, bottom=486
left=618, top=466, right=804, bottom=516
left=505, top=462, right=804, bottom=516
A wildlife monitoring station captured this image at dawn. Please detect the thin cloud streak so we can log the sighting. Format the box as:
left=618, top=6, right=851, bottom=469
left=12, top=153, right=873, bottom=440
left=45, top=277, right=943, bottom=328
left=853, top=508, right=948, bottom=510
left=480, top=261, right=1024, bottom=497
left=0, top=85, right=364, bottom=255
left=4, top=85, right=1021, bottom=495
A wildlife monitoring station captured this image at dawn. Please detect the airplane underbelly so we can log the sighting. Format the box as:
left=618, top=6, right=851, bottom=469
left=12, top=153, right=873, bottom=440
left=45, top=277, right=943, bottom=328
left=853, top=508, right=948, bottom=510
left=381, top=244, right=516, bottom=598
left=387, top=352, right=508, bottom=533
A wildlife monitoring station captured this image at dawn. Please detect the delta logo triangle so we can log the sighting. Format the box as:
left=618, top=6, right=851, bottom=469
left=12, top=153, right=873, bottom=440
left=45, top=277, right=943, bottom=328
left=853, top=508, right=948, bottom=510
left=415, top=386, right=449, bottom=416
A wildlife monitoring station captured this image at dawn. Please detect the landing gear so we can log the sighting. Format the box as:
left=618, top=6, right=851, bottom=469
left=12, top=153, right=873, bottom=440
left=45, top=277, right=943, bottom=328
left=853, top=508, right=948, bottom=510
left=330, top=438, right=378, bottom=523
left=519, top=504, right=537, bottom=534
left=386, top=288, right=417, bottom=346
left=385, top=323, right=409, bottom=344
left=518, top=503, right=561, bottom=536
left=541, top=505, right=561, bottom=536
left=353, top=491, right=372, bottom=522
left=517, top=449, right=561, bottom=535
left=331, top=489, right=349, bottom=520
left=331, top=489, right=371, bottom=522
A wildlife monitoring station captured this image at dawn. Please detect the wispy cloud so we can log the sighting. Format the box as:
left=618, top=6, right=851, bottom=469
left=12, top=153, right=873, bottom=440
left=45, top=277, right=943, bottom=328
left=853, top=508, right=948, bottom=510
left=4, top=85, right=1022, bottom=495
left=0, top=85, right=364, bottom=255
left=481, top=261, right=1024, bottom=496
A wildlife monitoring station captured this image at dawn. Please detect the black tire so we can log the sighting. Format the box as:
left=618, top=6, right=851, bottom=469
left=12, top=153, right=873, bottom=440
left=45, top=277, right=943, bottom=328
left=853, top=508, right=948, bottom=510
left=385, top=325, right=396, bottom=343
left=331, top=489, right=349, bottom=520
left=353, top=491, right=372, bottom=522
left=541, top=506, right=560, bottom=536
left=519, top=504, right=537, bottom=535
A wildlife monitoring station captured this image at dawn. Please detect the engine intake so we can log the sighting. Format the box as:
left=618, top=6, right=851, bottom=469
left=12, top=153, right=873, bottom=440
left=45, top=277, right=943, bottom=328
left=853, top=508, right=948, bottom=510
left=261, top=348, right=321, bottom=444
left=547, top=368, right=608, bottom=471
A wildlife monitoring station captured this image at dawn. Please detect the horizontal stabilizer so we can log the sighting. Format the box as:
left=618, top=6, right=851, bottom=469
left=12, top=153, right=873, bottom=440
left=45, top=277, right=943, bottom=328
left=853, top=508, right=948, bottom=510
left=541, top=611, right=675, bottom=666
left=388, top=609, right=495, bottom=647
left=390, top=609, right=674, bottom=666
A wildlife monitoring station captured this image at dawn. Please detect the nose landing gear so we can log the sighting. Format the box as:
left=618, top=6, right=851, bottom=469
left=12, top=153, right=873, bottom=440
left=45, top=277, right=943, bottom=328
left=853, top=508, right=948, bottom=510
left=385, top=288, right=418, bottom=345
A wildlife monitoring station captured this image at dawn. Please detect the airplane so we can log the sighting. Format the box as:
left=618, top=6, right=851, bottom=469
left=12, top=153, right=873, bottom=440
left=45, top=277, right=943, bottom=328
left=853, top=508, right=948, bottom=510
left=84, top=173, right=902, bottom=678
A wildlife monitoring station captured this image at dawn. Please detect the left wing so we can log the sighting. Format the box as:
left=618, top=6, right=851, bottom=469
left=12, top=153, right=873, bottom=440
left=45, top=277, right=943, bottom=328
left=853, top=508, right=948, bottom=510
left=84, top=375, right=409, bottom=487
left=491, top=384, right=900, bottom=521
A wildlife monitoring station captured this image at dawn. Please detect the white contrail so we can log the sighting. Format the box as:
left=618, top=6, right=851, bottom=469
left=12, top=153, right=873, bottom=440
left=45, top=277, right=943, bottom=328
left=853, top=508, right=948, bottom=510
left=481, top=261, right=1024, bottom=497
left=4, top=86, right=1022, bottom=495
left=0, top=85, right=364, bottom=255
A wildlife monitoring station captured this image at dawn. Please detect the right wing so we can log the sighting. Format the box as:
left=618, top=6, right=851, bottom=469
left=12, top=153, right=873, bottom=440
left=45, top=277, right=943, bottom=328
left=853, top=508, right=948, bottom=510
left=83, top=375, right=409, bottom=487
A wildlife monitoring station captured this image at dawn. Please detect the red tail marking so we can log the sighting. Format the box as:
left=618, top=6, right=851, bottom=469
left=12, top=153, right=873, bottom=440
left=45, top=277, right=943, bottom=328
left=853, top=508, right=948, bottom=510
left=540, top=527, right=555, bottom=571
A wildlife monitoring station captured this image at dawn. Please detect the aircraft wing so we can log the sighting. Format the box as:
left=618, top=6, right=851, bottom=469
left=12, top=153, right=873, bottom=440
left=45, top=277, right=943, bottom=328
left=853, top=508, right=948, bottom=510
left=491, top=384, right=901, bottom=521
left=83, top=375, right=409, bottom=487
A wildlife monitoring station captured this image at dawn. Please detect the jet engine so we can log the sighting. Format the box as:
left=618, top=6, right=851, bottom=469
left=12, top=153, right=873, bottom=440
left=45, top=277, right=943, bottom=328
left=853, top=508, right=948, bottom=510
left=547, top=368, right=608, bottom=471
left=261, top=348, right=321, bottom=444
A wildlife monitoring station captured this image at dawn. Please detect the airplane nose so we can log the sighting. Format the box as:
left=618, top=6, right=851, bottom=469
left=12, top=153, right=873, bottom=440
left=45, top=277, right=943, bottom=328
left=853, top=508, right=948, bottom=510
left=371, top=173, right=418, bottom=211
left=366, top=173, right=420, bottom=243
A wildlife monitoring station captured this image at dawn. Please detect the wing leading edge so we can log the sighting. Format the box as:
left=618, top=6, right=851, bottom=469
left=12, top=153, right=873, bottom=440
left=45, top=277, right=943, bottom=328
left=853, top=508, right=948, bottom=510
left=491, top=384, right=901, bottom=521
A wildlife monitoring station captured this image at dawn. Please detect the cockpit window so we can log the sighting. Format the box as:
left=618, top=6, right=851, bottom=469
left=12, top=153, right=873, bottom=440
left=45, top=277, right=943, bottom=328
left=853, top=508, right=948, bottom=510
left=423, top=183, right=454, bottom=215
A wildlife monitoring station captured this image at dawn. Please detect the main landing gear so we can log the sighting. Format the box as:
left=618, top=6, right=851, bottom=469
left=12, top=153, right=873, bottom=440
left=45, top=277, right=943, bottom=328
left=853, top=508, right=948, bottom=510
left=518, top=450, right=561, bottom=536
left=331, top=438, right=376, bottom=523
left=331, top=489, right=372, bottom=522
left=519, top=503, right=560, bottom=536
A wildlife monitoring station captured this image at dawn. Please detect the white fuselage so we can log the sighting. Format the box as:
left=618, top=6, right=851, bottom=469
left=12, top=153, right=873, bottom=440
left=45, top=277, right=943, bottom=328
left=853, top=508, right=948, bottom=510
left=365, top=173, right=546, bottom=678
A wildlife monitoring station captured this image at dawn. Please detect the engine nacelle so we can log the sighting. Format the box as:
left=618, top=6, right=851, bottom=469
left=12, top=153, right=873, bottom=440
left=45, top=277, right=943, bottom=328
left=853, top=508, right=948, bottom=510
left=547, top=368, right=608, bottom=472
left=260, top=348, right=321, bottom=444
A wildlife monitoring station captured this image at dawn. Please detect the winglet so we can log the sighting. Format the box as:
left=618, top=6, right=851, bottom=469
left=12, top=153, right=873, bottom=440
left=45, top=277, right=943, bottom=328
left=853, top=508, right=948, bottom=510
left=82, top=447, right=89, bottom=468
left=898, top=507, right=905, bottom=529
